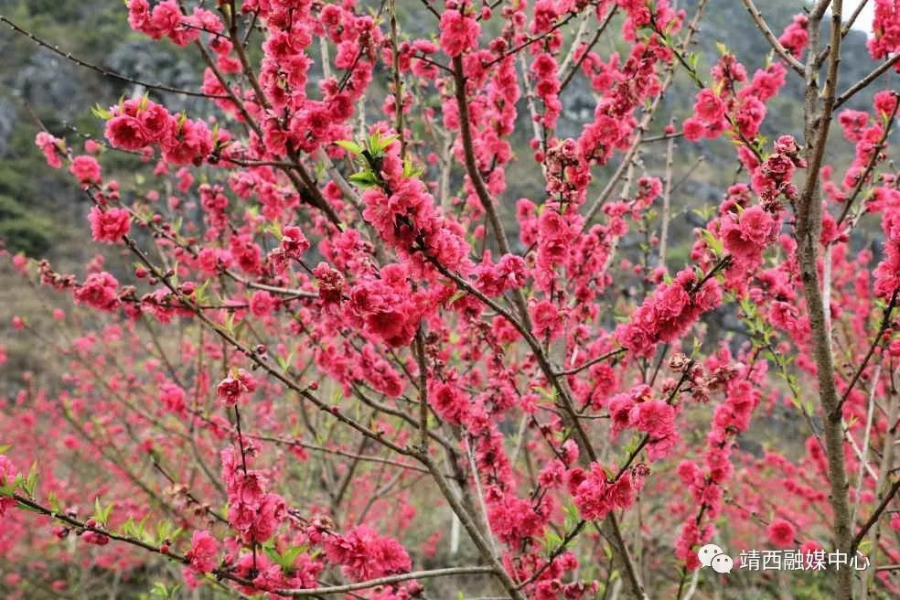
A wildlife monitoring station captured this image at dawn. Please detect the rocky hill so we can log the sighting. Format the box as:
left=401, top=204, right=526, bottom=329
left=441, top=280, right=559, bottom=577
left=0, top=0, right=889, bottom=263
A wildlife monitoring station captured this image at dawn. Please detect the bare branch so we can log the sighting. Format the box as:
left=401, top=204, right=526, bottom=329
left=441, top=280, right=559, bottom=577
left=835, top=56, right=900, bottom=109
left=0, top=15, right=227, bottom=99
left=739, top=0, right=805, bottom=76
left=275, top=566, right=497, bottom=597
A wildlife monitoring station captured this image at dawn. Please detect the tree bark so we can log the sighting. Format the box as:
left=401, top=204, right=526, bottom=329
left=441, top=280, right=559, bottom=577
left=795, top=2, right=853, bottom=598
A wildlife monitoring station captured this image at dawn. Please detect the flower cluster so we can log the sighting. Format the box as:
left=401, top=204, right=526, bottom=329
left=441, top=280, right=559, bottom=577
left=185, top=530, right=220, bottom=574
left=439, top=7, right=480, bottom=57
left=868, top=0, right=900, bottom=67
left=104, top=98, right=215, bottom=167
left=221, top=447, right=287, bottom=544
left=216, top=369, right=258, bottom=407
left=571, top=463, right=638, bottom=521
left=778, top=14, right=809, bottom=58
left=615, top=268, right=722, bottom=358
left=324, top=525, right=412, bottom=582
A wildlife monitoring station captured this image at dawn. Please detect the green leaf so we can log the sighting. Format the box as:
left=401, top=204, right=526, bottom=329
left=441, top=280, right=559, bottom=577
left=92, top=104, right=114, bottom=120
left=194, top=280, right=211, bottom=306
left=149, top=582, right=182, bottom=600
left=700, top=229, right=724, bottom=256
left=156, top=520, right=174, bottom=544
left=348, top=171, right=379, bottom=189
left=93, top=497, right=113, bottom=526
left=335, top=140, right=363, bottom=156
left=23, top=462, right=38, bottom=497
left=447, top=290, right=467, bottom=305
left=280, top=545, right=308, bottom=570
left=542, top=530, right=563, bottom=555
left=403, top=158, right=423, bottom=179
left=369, top=133, right=398, bottom=154
left=563, top=502, right=580, bottom=531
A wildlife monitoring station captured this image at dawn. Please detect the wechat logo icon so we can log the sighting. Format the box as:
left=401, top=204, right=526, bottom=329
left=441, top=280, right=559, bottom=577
left=698, top=544, right=733, bottom=574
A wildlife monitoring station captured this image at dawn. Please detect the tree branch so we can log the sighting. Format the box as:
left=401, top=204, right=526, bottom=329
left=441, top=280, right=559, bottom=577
left=739, top=0, right=805, bottom=76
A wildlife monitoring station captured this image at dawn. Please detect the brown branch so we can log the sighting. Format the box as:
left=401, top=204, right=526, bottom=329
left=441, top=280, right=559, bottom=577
left=483, top=9, right=584, bottom=68
left=659, top=125, right=676, bottom=265
left=834, top=55, right=900, bottom=109
left=852, top=479, right=900, bottom=551
left=841, top=0, right=869, bottom=36
left=389, top=0, right=406, bottom=159
left=555, top=348, right=625, bottom=376
left=558, top=7, right=618, bottom=93
left=451, top=55, right=532, bottom=331
left=835, top=98, right=898, bottom=226
left=122, top=236, right=412, bottom=458
left=414, top=328, right=429, bottom=451
left=739, top=0, right=805, bottom=76
left=832, top=289, right=899, bottom=420
left=0, top=16, right=227, bottom=99
left=795, top=2, right=853, bottom=598
left=275, top=566, right=497, bottom=597
left=516, top=520, right=587, bottom=589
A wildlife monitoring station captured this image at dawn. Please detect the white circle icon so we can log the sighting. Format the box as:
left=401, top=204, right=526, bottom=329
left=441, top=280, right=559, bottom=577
left=711, top=553, right=734, bottom=574
left=698, top=543, right=724, bottom=567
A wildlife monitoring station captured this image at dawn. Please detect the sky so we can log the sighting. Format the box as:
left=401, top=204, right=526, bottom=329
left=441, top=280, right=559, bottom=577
left=842, top=0, right=875, bottom=35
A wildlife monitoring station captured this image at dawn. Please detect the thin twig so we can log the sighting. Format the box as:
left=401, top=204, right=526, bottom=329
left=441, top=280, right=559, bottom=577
left=739, top=0, right=805, bottom=76
left=0, top=15, right=226, bottom=99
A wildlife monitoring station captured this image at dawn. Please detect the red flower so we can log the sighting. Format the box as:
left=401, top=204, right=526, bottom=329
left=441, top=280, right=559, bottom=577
left=74, top=272, right=120, bottom=312
left=35, top=132, right=63, bottom=168
left=249, top=290, right=277, bottom=318
left=439, top=10, right=480, bottom=57
left=186, top=530, right=220, bottom=574
left=766, top=518, right=795, bottom=548
left=693, top=89, right=725, bottom=125
left=324, top=526, right=411, bottom=582
left=70, top=156, right=102, bottom=187
left=105, top=115, right=148, bottom=151
left=88, top=207, right=131, bottom=243
left=0, top=455, right=17, bottom=517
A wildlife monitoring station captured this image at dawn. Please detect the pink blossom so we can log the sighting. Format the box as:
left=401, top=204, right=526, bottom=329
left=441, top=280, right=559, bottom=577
left=35, top=132, right=63, bottom=168
left=88, top=207, right=131, bottom=243
left=216, top=369, right=256, bottom=406
left=324, top=526, right=411, bottom=582
left=70, top=156, right=102, bottom=187
left=105, top=115, right=148, bottom=151
left=74, top=272, right=120, bottom=312
left=766, top=519, right=795, bottom=548
left=186, top=530, right=220, bottom=573
left=249, top=291, right=277, bottom=318
left=439, top=10, right=480, bottom=57
left=159, top=382, right=186, bottom=415
left=693, top=89, right=725, bottom=125
left=0, top=455, right=17, bottom=517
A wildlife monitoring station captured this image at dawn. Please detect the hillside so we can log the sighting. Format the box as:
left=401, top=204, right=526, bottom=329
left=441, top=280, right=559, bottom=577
left=0, top=0, right=889, bottom=262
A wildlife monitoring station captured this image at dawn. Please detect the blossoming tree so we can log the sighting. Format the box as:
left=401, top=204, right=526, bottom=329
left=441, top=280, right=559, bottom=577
left=1, top=0, right=899, bottom=598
